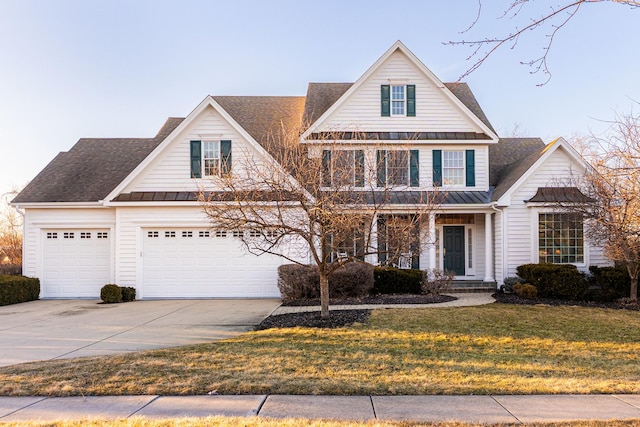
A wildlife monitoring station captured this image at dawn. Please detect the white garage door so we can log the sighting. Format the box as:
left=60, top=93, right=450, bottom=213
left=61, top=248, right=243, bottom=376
left=142, top=228, right=286, bottom=298
left=42, top=230, right=111, bottom=298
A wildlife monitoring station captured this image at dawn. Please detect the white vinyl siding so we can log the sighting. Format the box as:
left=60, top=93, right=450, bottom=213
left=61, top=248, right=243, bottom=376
left=317, top=50, right=486, bottom=133
left=125, top=106, right=258, bottom=193
left=502, top=147, right=603, bottom=276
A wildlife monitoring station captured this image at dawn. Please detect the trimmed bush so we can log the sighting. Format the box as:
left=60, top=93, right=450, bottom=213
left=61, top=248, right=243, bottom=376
left=0, top=275, right=39, bottom=306
left=373, top=267, right=423, bottom=295
left=277, top=262, right=375, bottom=301
left=277, top=264, right=319, bottom=301
left=100, top=284, right=122, bottom=303
left=587, top=265, right=631, bottom=302
left=421, top=269, right=454, bottom=295
left=121, top=286, right=136, bottom=302
left=501, top=277, right=522, bottom=293
left=328, top=262, right=374, bottom=298
left=513, top=283, right=538, bottom=299
left=516, top=263, right=587, bottom=300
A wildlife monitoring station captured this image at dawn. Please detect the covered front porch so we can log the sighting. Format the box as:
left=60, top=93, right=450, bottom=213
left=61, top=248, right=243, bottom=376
left=361, top=211, right=497, bottom=287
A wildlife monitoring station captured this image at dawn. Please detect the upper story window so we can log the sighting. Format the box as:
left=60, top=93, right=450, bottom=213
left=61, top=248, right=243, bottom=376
left=377, top=150, right=419, bottom=188
left=538, top=213, right=584, bottom=264
left=190, top=140, right=232, bottom=178
left=381, top=84, right=416, bottom=117
left=203, top=141, right=220, bottom=176
left=432, top=149, right=475, bottom=187
left=391, top=85, right=406, bottom=116
left=443, top=151, right=464, bottom=186
left=322, top=149, right=365, bottom=187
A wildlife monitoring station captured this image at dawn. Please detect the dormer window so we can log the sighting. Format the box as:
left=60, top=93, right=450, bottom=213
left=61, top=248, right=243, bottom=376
left=381, top=84, right=415, bottom=117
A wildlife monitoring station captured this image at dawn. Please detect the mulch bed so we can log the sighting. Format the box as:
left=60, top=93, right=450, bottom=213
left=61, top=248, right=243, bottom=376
left=256, top=293, right=456, bottom=330
left=493, top=291, right=640, bottom=311
left=281, top=293, right=456, bottom=307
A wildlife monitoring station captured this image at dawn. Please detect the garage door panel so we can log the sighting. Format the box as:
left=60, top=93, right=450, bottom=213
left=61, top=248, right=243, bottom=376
left=143, top=228, right=286, bottom=298
left=42, top=230, right=111, bottom=298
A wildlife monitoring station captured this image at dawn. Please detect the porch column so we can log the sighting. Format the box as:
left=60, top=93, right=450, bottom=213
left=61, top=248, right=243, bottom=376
left=428, top=213, right=437, bottom=271
left=484, top=212, right=494, bottom=282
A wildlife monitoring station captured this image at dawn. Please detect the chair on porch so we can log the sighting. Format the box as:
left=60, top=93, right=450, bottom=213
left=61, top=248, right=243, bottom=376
left=398, top=251, right=412, bottom=269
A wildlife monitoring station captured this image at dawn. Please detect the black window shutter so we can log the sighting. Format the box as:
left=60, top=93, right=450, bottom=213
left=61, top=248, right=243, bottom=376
left=377, top=150, right=387, bottom=187
left=409, top=150, right=419, bottom=187
left=432, top=149, right=442, bottom=186
left=190, top=140, right=201, bottom=178
left=465, top=149, right=475, bottom=187
left=406, top=85, right=416, bottom=117
left=381, top=85, right=390, bottom=117
left=221, top=140, right=232, bottom=176
left=355, top=150, right=365, bottom=187
left=322, top=150, right=332, bottom=187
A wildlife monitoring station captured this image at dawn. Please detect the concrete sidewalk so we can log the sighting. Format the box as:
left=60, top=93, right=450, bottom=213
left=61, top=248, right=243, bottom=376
left=2, top=394, right=640, bottom=423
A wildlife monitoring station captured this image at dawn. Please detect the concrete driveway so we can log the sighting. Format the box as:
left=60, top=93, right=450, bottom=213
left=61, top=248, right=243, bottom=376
left=0, top=299, right=281, bottom=367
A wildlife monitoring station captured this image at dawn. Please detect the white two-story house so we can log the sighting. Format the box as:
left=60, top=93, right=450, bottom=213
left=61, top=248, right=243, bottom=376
left=12, top=41, right=607, bottom=299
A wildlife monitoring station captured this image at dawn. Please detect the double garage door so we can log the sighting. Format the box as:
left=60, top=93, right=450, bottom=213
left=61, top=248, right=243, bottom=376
left=42, top=229, right=111, bottom=298
left=41, top=228, right=286, bottom=298
left=142, top=228, right=286, bottom=298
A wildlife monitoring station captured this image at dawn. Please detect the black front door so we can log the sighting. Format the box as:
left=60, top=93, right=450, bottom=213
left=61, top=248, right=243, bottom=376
left=443, top=226, right=465, bottom=276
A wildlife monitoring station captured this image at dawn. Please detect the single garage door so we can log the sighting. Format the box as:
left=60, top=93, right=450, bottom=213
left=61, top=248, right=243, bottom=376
left=142, top=228, right=287, bottom=298
left=42, top=229, right=111, bottom=298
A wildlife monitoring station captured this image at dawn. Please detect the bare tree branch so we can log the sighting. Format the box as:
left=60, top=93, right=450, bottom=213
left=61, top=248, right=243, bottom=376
left=199, top=125, right=441, bottom=317
left=448, top=0, right=640, bottom=85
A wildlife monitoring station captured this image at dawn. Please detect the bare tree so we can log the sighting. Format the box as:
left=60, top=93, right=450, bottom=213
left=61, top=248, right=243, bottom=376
left=448, top=1, right=640, bottom=85
left=0, top=189, right=23, bottom=267
left=563, top=111, right=640, bottom=299
left=200, top=126, right=440, bottom=318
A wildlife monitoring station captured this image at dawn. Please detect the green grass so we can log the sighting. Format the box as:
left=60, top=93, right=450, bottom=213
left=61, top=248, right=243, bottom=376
left=1, top=304, right=640, bottom=396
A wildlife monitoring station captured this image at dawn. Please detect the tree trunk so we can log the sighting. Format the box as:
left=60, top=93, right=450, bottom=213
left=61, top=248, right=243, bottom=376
left=319, top=271, right=330, bottom=319
left=630, top=275, right=638, bottom=301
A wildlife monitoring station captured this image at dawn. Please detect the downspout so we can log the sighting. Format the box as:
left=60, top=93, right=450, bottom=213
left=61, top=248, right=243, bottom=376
left=490, top=202, right=505, bottom=289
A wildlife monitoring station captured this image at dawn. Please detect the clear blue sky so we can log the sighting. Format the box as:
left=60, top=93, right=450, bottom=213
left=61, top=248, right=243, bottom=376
left=1, top=0, right=638, bottom=198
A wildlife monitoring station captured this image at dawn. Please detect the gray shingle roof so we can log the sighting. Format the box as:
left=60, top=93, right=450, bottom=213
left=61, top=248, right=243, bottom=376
left=12, top=118, right=183, bottom=203
left=490, top=138, right=547, bottom=201
left=14, top=84, right=543, bottom=205
left=213, top=96, right=306, bottom=144
left=302, top=82, right=496, bottom=134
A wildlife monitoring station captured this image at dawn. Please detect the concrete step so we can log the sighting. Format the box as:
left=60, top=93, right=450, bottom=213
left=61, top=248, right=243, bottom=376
left=450, top=281, right=497, bottom=293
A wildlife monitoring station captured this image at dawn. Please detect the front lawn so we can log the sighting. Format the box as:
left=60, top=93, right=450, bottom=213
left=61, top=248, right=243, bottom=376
left=1, top=304, right=640, bottom=396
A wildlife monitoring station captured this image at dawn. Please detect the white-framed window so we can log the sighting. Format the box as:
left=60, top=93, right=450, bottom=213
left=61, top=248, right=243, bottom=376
left=443, top=151, right=464, bottom=186
left=322, top=149, right=364, bottom=188
left=203, top=141, right=220, bottom=177
left=97, top=232, right=108, bottom=239
left=80, top=232, right=91, bottom=239
left=386, top=151, right=409, bottom=186
left=215, top=230, right=227, bottom=238
left=182, top=231, right=193, bottom=238
left=147, top=231, right=159, bottom=238
left=47, top=232, right=57, bottom=239
left=538, top=213, right=584, bottom=264
left=165, top=231, right=176, bottom=238
left=391, top=85, right=406, bottom=116
left=199, top=231, right=210, bottom=238
left=63, top=232, right=74, bottom=239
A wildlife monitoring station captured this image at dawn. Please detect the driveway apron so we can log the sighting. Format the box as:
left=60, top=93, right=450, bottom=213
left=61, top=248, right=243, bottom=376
left=0, top=299, right=281, bottom=367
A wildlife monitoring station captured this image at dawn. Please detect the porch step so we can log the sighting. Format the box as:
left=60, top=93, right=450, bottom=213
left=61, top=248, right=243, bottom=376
left=450, top=280, right=497, bottom=293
